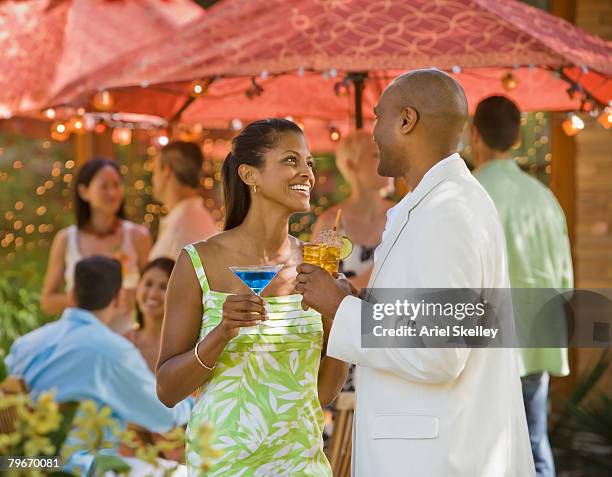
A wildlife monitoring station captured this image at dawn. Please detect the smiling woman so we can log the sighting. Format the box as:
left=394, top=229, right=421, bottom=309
left=221, top=118, right=313, bottom=231
left=124, top=257, right=175, bottom=371
left=156, top=119, right=345, bottom=476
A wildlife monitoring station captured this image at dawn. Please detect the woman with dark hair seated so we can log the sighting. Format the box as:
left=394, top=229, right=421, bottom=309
left=158, top=119, right=347, bottom=475
left=124, top=258, right=175, bottom=371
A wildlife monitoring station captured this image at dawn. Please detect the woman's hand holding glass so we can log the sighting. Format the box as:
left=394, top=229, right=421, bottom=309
left=217, top=295, right=268, bottom=341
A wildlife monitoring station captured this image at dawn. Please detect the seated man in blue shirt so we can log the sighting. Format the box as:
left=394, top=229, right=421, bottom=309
left=6, top=256, right=193, bottom=463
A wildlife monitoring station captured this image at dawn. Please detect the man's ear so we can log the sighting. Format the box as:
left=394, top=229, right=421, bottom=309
left=470, top=124, right=479, bottom=146
left=159, top=159, right=173, bottom=179
left=400, top=107, right=418, bottom=135
left=238, top=164, right=257, bottom=187
left=345, top=156, right=357, bottom=172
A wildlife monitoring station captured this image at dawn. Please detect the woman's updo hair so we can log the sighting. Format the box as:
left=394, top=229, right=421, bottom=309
left=222, top=118, right=303, bottom=231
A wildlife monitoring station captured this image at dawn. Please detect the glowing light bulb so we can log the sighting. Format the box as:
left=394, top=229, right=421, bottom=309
left=230, top=118, right=243, bottom=131
left=191, top=81, right=206, bottom=97
left=92, top=90, right=114, bottom=111
left=597, top=107, right=612, bottom=129
left=561, top=113, right=585, bottom=136
left=501, top=71, right=518, bottom=91
left=329, top=126, right=341, bottom=142
left=112, top=128, right=132, bottom=145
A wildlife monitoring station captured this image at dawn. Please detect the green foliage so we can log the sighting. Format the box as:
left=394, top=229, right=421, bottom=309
left=47, top=402, right=80, bottom=458
left=0, top=355, right=7, bottom=382
left=0, top=268, right=55, bottom=357
left=90, top=454, right=132, bottom=476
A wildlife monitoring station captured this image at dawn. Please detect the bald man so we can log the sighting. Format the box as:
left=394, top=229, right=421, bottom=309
left=297, top=70, right=535, bottom=476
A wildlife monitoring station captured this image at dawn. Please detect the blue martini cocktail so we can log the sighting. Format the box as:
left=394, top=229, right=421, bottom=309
left=229, top=265, right=282, bottom=296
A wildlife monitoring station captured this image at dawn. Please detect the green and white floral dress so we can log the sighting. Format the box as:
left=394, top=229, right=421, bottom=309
left=184, top=244, right=332, bottom=477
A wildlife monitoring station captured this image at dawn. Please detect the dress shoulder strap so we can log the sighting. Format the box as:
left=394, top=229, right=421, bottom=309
left=183, top=243, right=210, bottom=295
left=121, top=220, right=134, bottom=248
left=65, top=225, right=80, bottom=259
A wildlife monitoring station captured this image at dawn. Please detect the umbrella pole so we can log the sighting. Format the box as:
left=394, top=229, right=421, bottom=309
left=349, top=72, right=367, bottom=130
left=169, top=78, right=216, bottom=125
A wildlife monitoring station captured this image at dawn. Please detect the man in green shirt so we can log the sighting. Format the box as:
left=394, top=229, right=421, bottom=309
left=472, top=96, right=573, bottom=477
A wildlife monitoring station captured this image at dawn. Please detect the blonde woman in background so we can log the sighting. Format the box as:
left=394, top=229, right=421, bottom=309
left=312, top=130, right=395, bottom=289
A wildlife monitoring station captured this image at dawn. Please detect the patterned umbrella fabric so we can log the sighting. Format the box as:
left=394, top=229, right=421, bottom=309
left=52, top=0, right=612, bottom=121
left=0, top=0, right=203, bottom=118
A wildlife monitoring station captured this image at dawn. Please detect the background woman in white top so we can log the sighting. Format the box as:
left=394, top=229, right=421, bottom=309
left=41, top=158, right=151, bottom=332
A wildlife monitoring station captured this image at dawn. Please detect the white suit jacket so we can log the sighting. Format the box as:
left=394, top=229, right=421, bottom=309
left=327, top=156, right=535, bottom=477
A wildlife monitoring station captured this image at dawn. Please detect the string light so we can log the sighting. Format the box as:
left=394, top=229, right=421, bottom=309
left=191, top=80, right=206, bottom=97
left=580, top=98, right=597, bottom=113
left=597, top=107, right=612, bottom=129
left=501, top=71, right=518, bottom=91
left=94, top=122, right=107, bottom=134
left=71, top=117, right=85, bottom=135
left=51, top=121, right=70, bottom=142
left=155, top=133, right=169, bottom=147
left=329, top=126, right=341, bottom=142
left=44, top=108, right=56, bottom=119
left=561, top=113, right=584, bottom=136
left=230, top=118, right=243, bottom=131
left=111, top=127, right=132, bottom=145
left=334, top=79, right=350, bottom=97
left=92, top=90, right=114, bottom=111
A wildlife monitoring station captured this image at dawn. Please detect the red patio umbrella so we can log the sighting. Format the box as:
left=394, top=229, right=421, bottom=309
left=52, top=0, right=612, bottom=129
left=0, top=0, right=203, bottom=118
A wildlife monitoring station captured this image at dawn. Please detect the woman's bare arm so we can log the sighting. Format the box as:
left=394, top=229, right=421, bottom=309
left=132, top=223, right=152, bottom=270
left=156, top=250, right=224, bottom=406
left=156, top=250, right=265, bottom=407
left=41, top=229, right=73, bottom=315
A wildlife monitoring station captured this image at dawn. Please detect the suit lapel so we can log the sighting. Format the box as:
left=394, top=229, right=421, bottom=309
left=368, top=158, right=469, bottom=290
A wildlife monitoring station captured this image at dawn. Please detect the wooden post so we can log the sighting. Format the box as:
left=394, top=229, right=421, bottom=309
left=74, top=132, right=92, bottom=167
left=548, top=0, right=578, bottom=413
left=93, top=127, right=114, bottom=159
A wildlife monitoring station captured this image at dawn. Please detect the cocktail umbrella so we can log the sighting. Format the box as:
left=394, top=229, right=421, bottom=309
left=53, top=0, right=612, bottom=131
left=0, top=0, right=203, bottom=118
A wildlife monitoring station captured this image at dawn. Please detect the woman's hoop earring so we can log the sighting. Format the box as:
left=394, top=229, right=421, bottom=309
left=253, top=185, right=258, bottom=193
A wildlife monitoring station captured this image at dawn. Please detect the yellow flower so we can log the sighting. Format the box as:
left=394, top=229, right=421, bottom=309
left=24, top=435, right=55, bottom=457
left=189, top=422, right=223, bottom=472
left=0, top=431, right=22, bottom=452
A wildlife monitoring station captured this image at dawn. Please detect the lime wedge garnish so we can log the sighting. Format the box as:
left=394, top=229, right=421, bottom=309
left=340, top=236, right=353, bottom=260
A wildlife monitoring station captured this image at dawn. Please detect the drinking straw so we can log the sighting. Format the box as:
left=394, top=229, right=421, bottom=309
left=333, top=209, right=342, bottom=231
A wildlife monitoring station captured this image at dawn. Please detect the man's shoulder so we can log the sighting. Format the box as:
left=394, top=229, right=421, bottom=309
left=8, top=319, right=61, bottom=357
left=73, top=324, right=139, bottom=362
left=173, top=202, right=217, bottom=231
left=420, top=172, right=496, bottom=215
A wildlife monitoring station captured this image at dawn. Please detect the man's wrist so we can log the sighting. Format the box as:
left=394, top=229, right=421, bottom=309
left=327, top=291, right=349, bottom=320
